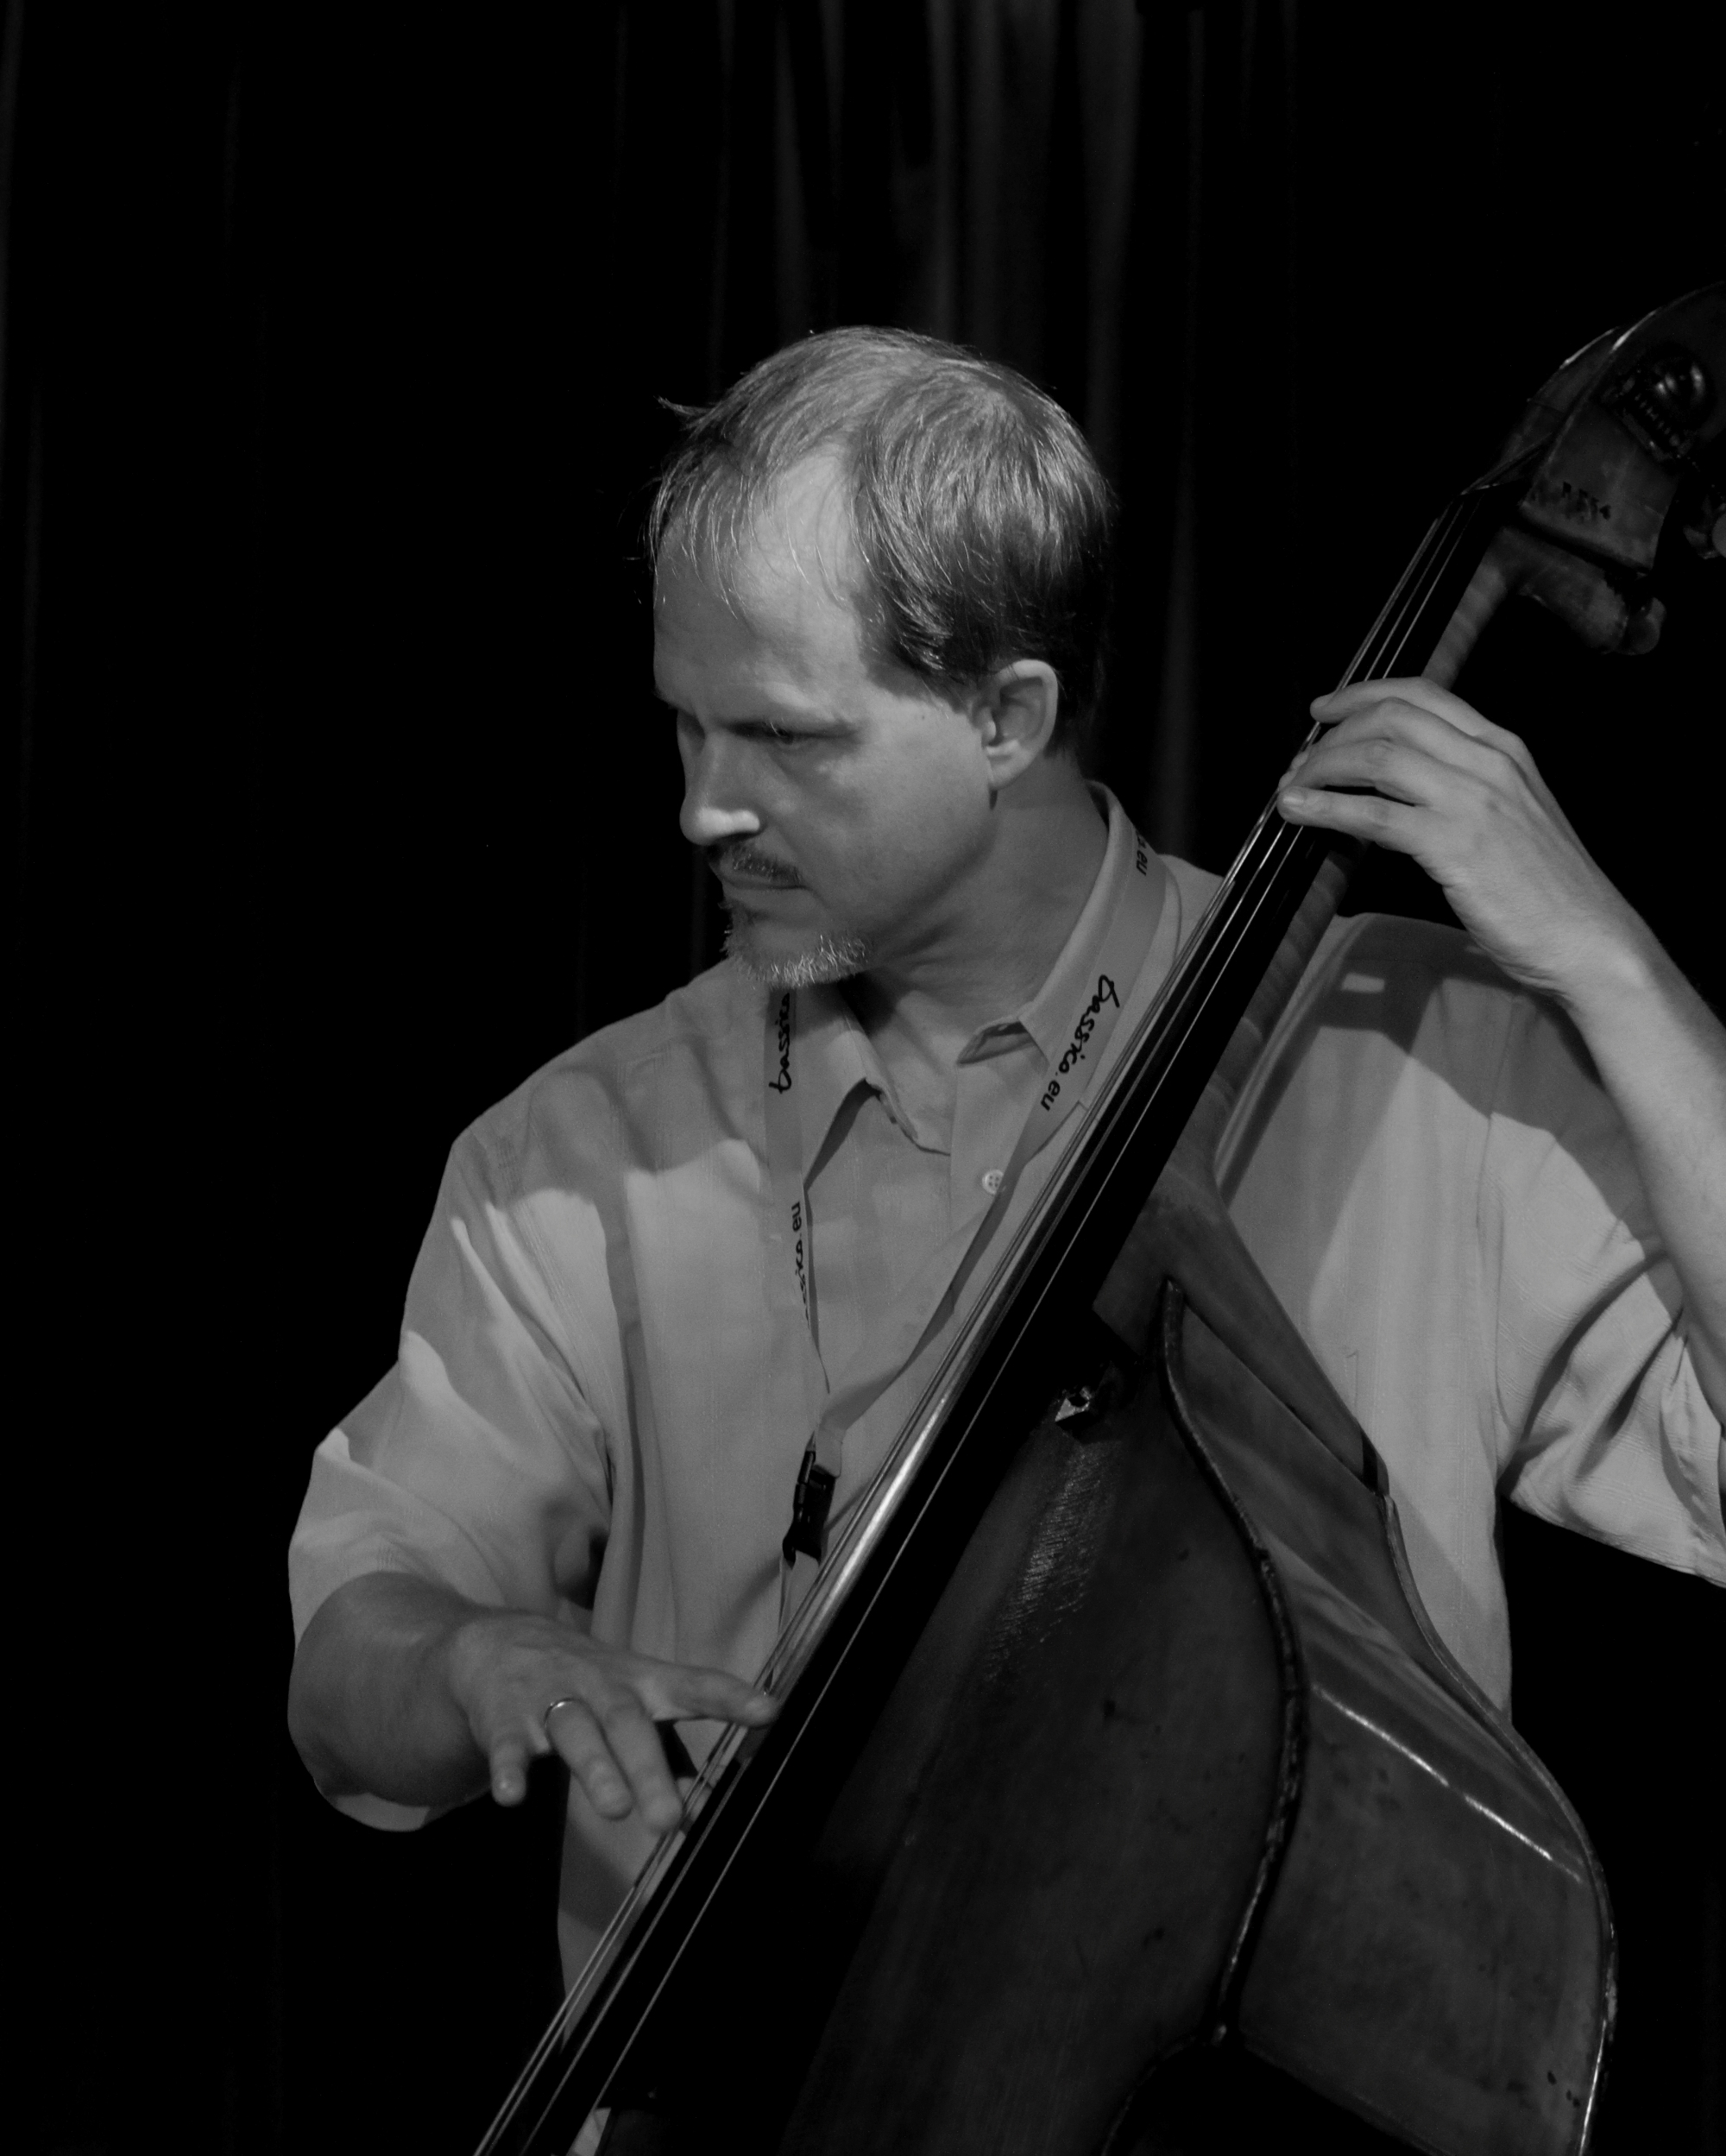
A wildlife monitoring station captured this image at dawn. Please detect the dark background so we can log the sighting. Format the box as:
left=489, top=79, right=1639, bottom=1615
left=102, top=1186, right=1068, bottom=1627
left=5, top=3, right=1722, bottom=2151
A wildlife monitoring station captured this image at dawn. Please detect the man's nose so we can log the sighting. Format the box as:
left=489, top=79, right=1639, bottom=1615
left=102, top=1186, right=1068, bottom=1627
left=679, top=736, right=762, bottom=848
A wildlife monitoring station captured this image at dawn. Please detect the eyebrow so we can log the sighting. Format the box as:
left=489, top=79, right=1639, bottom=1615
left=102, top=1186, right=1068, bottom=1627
left=655, top=691, right=847, bottom=731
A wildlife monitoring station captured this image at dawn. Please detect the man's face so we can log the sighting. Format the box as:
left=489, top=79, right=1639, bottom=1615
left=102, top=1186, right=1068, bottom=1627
left=654, top=457, right=996, bottom=989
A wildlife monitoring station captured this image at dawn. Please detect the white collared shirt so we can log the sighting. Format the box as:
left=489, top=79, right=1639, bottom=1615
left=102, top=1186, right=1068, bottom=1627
left=291, top=791, right=1197, bottom=1976
left=288, top=791, right=1724, bottom=1984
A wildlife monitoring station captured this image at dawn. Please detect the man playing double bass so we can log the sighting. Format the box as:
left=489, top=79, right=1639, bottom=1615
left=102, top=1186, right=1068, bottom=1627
left=287, top=327, right=1726, bottom=2014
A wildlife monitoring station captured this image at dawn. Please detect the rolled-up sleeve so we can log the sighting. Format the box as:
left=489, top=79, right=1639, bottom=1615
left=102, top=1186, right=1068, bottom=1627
left=288, top=1125, right=616, bottom=1648
left=1486, top=999, right=1726, bottom=1581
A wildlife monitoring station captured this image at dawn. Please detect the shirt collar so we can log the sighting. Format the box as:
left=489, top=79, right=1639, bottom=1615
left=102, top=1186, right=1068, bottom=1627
left=775, top=785, right=1166, bottom=1167
left=783, top=977, right=893, bottom=1157
left=963, top=785, right=1166, bottom=1066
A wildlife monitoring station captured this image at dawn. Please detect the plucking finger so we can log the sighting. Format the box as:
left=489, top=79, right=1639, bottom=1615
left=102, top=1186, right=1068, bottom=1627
left=545, top=1698, right=640, bottom=1821
left=621, top=1651, right=778, bottom=1728
left=663, top=1665, right=779, bottom=1724
left=600, top=1699, right=688, bottom=1832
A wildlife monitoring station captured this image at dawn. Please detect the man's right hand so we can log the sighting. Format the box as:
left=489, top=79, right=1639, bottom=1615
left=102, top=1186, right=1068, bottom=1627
left=287, top=1573, right=777, bottom=1835
left=447, top=1606, right=778, bottom=1831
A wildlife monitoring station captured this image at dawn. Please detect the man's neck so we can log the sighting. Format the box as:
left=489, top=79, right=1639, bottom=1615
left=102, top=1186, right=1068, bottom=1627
left=846, top=774, right=1111, bottom=1085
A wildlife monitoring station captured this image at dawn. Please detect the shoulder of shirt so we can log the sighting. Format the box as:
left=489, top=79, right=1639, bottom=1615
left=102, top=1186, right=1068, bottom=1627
left=448, top=959, right=762, bottom=1185
left=1219, top=908, right=1599, bottom=1188
left=1278, top=910, right=1595, bottom=1086
left=1135, top=857, right=1536, bottom=1037
left=1303, top=911, right=1517, bottom=999
left=1153, top=864, right=1514, bottom=1001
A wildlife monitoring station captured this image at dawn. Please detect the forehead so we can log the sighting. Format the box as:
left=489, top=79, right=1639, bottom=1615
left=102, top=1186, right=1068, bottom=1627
left=653, top=455, right=870, bottom=687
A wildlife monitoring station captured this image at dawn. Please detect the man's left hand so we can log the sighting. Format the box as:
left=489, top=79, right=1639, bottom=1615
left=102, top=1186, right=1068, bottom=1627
left=1276, top=678, right=1649, bottom=1012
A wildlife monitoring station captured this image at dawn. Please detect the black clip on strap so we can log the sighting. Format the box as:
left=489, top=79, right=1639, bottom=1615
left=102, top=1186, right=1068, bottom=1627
left=781, top=1444, right=837, bottom=1565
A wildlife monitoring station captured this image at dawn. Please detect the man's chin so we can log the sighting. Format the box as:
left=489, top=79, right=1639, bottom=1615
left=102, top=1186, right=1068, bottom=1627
left=723, top=917, right=872, bottom=991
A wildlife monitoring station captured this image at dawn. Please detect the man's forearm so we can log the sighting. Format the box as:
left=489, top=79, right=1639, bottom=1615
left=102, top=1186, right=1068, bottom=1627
left=287, top=1573, right=495, bottom=1809
left=1564, top=930, right=1726, bottom=1441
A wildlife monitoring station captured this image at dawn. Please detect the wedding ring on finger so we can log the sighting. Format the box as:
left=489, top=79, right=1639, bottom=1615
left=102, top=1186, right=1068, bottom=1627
left=542, top=1695, right=584, bottom=1741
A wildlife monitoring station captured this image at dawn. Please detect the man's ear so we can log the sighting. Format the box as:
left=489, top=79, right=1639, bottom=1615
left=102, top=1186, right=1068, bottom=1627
left=971, top=660, right=1061, bottom=786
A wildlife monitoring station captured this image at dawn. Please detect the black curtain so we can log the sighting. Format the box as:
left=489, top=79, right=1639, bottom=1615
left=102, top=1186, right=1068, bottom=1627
left=7, top=4, right=1722, bottom=2151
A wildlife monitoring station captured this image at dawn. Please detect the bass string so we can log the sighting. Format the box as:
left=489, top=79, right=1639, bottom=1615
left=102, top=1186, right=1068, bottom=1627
left=1074, top=500, right=1493, bottom=1445
left=1363, top=487, right=1496, bottom=682
left=1345, top=490, right=1480, bottom=690
left=1282, top=491, right=1485, bottom=863
left=1157, top=484, right=1488, bottom=989
left=1194, top=488, right=1491, bottom=1003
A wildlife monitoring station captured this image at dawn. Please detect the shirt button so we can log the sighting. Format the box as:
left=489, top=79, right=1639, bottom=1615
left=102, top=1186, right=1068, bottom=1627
left=980, top=1169, right=1005, bottom=1195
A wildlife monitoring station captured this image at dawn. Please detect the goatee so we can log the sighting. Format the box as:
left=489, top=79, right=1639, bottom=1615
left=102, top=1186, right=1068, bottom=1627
left=723, top=913, right=872, bottom=990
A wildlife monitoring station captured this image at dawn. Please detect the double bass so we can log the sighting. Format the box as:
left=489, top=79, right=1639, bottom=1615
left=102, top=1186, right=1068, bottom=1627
left=480, top=284, right=1726, bottom=2155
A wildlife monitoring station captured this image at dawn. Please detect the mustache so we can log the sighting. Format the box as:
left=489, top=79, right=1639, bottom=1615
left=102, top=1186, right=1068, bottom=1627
left=708, top=841, right=805, bottom=888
